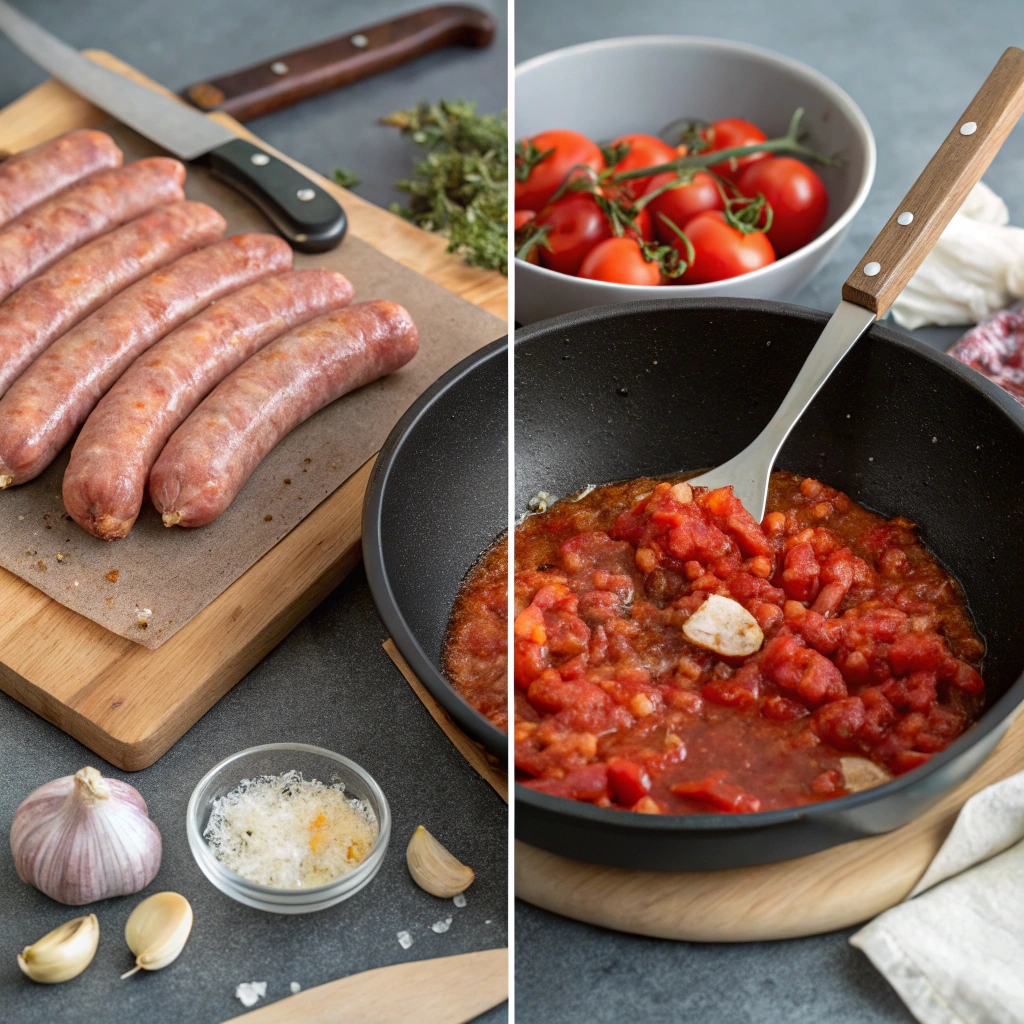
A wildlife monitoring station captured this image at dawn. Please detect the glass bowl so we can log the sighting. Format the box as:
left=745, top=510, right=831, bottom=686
left=186, top=742, right=391, bottom=914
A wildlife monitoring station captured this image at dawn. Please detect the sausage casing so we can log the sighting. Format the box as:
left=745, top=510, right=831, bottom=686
left=150, top=300, right=419, bottom=528
left=64, top=269, right=355, bottom=539
left=0, top=129, right=123, bottom=230
left=0, top=157, right=186, bottom=304
left=0, top=233, right=292, bottom=488
left=0, top=201, right=226, bottom=399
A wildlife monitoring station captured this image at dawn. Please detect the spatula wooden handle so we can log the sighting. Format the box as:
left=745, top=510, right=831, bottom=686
left=182, top=4, right=495, bottom=122
left=842, top=46, right=1024, bottom=317
left=219, top=948, right=508, bottom=1024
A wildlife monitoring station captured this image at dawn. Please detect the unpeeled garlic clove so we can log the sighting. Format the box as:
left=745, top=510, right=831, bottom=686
left=406, top=825, right=474, bottom=898
left=18, top=913, right=99, bottom=984
left=121, top=891, right=193, bottom=979
left=10, top=766, right=161, bottom=905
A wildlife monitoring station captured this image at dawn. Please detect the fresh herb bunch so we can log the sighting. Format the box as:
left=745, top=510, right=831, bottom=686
left=381, top=99, right=508, bottom=275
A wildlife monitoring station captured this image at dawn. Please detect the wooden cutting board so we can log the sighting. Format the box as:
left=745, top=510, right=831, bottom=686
left=516, top=709, right=1024, bottom=941
left=0, top=52, right=506, bottom=771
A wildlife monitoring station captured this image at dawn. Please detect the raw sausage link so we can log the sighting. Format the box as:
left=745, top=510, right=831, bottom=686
left=0, top=129, right=122, bottom=230
left=0, top=233, right=292, bottom=487
left=0, top=157, right=185, bottom=304
left=0, top=201, right=226, bottom=399
left=64, top=269, right=355, bottom=540
left=151, top=300, right=419, bottom=529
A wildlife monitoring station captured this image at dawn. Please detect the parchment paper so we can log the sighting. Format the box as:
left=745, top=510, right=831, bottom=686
left=0, top=126, right=505, bottom=648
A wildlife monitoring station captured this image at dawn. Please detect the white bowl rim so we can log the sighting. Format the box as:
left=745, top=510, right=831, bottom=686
left=514, top=34, right=877, bottom=294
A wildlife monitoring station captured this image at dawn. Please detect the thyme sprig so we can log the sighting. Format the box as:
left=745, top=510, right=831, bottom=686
left=379, top=99, right=508, bottom=275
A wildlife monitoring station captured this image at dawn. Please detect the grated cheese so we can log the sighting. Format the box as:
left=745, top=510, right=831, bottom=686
left=204, top=770, right=378, bottom=888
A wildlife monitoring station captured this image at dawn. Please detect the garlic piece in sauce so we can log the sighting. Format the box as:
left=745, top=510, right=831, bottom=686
left=407, top=825, right=474, bottom=898
left=840, top=756, right=894, bottom=793
left=682, top=594, right=764, bottom=657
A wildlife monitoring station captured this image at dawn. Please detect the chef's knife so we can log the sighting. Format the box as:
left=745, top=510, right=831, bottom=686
left=184, top=4, right=495, bottom=123
left=220, top=948, right=509, bottom=1024
left=0, top=0, right=346, bottom=253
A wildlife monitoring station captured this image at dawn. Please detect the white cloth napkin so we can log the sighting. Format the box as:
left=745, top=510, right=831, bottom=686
left=890, top=181, right=1024, bottom=330
left=849, top=769, right=1024, bottom=1024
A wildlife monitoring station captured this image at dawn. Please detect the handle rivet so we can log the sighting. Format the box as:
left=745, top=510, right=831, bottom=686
left=250, top=153, right=270, bottom=166
left=897, top=211, right=914, bottom=226
left=296, top=188, right=316, bottom=202
left=351, top=34, right=369, bottom=48
left=960, top=121, right=978, bottom=136
left=270, top=61, right=289, bottom=75
left=863, top=261, right=881, bottom=277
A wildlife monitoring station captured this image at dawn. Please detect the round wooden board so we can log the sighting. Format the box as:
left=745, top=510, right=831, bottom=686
left=516, top=711, right=1024, bottom=942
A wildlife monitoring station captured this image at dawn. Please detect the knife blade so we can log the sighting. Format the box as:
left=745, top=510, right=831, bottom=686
left=220, top=948, right=509, bottom=1024
left=0, top=0, right=346, bottom=252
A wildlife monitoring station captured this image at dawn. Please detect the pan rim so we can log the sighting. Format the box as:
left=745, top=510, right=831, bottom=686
left=514, top=296, right=1024, bottom=833
left=363, top=335, right=509, bottom=762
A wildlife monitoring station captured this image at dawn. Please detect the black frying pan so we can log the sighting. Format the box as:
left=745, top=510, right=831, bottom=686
left=515, top=299, right=1024, bottom=868
left=363, top=336, right=508, bottom=760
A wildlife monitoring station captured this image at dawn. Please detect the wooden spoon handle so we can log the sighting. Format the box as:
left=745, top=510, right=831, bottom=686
left=842, top=46, right=1024, bottom=317
left=182, top=4, right=496, bottom=122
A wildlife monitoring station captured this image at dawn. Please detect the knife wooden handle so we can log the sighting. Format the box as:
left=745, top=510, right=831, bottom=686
left=220, top=948, right=508, bottom=1024
left=842, top=46, right=1024, bottom=317
left=183, top=4, right=496, bottom=122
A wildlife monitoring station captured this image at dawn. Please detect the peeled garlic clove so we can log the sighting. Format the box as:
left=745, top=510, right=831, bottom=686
left=682, top=593, right=764, bottom=657
left=122, top=891, right=193, bottom=979
left=406, top=825, right=474, bottom=898
left=10, top=766, right=161, bottom=905
left=18, top=913, right=99, bottom=984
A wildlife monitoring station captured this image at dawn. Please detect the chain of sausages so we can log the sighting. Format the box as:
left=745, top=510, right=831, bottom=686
left=0, top=130, right=420, bottom=538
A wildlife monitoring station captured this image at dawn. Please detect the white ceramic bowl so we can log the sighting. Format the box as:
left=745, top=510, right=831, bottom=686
left=515, top=36, right=876, bottom=324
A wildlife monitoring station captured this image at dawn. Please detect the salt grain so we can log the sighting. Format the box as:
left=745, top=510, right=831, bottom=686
left=235, top=982, right=267, bottom=1008
left=290, top=982, right=301, bottom=994
left=453, top=893, right=467, bottom=908
left=397, top=930, right=413, bottom=949
left=431, top=917, right=453, bottom=934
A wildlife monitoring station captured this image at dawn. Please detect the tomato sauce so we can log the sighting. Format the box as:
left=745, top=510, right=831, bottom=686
left=446, top=472, right=986, bottom=815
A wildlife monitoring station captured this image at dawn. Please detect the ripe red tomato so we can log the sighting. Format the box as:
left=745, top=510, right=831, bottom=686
left=677, top=210, right=776, bottom=283
left=625, top=205, right=654, bottom=242
left=737, top=157, right=828, bottom=257
left=532, top=196, right=653, bottom=275
left=534, top=194, right=611, bottom=275
left=514, top=209, right=536, bottom=230
left=645, top=171, right=724, bottom=243
left=516, top=129, right=605, bottom=211
left=701, top=117, right=770, bottom=181
left=609, top=133, right=680, bottom=198
left=578, top=237, right=661, bottom=286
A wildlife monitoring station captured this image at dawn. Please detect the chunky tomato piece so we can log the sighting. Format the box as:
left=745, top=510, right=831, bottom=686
left=607, top=760, right=652, bottom=806
left=671, top=773, right=762, bottom=813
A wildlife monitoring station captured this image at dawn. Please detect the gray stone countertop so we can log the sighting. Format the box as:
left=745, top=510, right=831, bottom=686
left=514, top=0, right=1024, bottom=1021
left=0, top=2, right=508, bottom=1022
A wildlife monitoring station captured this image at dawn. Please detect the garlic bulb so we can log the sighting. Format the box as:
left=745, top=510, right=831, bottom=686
left=10, top=767, right=162, bottom=905
left=406, top=825, right=474, bottom=897
left=121, top=892, right=193, bottom=979
left=18, top=914, right=99, bottom=983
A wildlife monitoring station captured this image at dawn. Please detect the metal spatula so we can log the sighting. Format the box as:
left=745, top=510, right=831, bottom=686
left=687, top=46, right=1024, bottom=520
